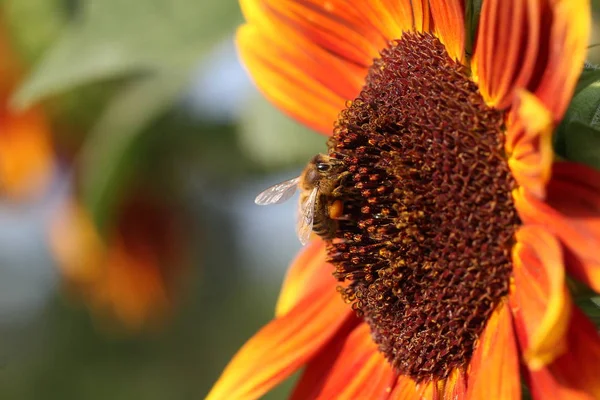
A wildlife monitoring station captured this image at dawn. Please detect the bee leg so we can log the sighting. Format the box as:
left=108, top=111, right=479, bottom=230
left=331, top=185, right=347, bottom=198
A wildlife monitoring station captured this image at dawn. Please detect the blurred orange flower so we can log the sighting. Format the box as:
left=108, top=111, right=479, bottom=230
left=0, top=17, right=54, bottom=199
left=51, top=191, right=186, bottom=331
left=209, top=0, right=600, bottom=399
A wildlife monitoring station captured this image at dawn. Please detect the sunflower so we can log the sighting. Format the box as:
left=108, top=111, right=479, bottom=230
left=209, top=0, right=600, bottom=398
left=51, top=190, right=186, bottom=331
left=0, top=15, right=54, bottom=199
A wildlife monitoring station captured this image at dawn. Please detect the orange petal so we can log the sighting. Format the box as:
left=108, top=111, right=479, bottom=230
left=50, top=199, right=105, bottom=287
left=236, top=23, right=363, bottom=136
left=387, top=370, right=466, bottom=399
left=443, top=369, right=467, bottom=400
left=532, top=0, right=591, bottom=121
left=364, top=0, right=418, bottom=40
left=241, top=0, right=428, bottom=66
left=291, top=322, right=395, bottom=400
left=512, top=226, right=571, bottom=369
left=515, top=308, right=600, bottom=399
left=429, top=0, right=465, bottom=63
left=466, top=302, right=520, bottom=400
left=472, top=0, right=540, bottom=109
left=0, top=18, right=54, bottom=199
left=505, top=90, right=553, bottom=199
left=419, top=380, right=442, bottom=400
left=410, top=0, right=432, bottom=32
left=241, top=0, right=382, bottom=67
left=276, top=239, right=330, bottom=317
left=388, top=375, right=421, bottom=400
left=206, top=280, right=352, bottom=400
left=0, top=105, right=55, bottom=199
left=96, top=237, right=170, bottom=330
left=513, top=162, right=600, bottom=292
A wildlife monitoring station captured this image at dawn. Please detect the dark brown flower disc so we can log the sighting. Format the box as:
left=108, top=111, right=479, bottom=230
left=327, top=32, right=521, bottom=381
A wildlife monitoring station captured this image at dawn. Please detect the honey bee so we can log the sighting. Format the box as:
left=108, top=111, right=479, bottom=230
left=255, top=154, right=348, bottom=245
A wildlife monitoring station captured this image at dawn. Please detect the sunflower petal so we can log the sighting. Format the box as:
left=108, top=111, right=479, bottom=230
left=236, top=24, right=363, bottom=136
left=466, top=302, right=520, bottom=400
left=516, top=308, right=600, bottom=399
left=387, top=375, right=420, bottom=400
left=276, top=239, right=330, bottom=317
left=50, top=200, right=105, bottom=287
left=291, top=322, right=395, bottom=400
left=410, top=0, right=431, bottom=32
left=472, top=0, right=540, bottom=109
left=419, top=381, right=441, bottom=400
left=443, top=369, right=467, bottom=400
left=206, top=280, right=352, bottom=400
left=512, top=226, right=571, bottom=369
left=241, top=0, right=382, bottom=67
left=533, top=0, right=591, bottom=121
left=428, top=0, right=465, bottom=63
left=513, top=163, right=600, bottom=292
left=287, top=320, right=356, bottom=400
left=0, top=106, right=55, bottom=199
left=0, top=24, right=54, bottom=199
left=365, top=0, right=417, bottom=40
left=505, top=90, right=553, bottom=199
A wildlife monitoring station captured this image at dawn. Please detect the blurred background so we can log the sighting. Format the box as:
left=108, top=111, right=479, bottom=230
left=0, top=1, right=600, bottom=399
left=0, top=0, right=327, bottom=398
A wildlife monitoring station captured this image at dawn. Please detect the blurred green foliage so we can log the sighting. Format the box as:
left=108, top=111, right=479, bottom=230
left=0, top=0, right=317, bottom=398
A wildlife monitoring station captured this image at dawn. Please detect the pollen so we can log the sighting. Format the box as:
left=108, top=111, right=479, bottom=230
left=327, top=33, right=520, bottom=381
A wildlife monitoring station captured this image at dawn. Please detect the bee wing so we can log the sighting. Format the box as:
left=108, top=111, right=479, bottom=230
left=296, top=187, right=318, bottom=245
left=254, top=177, right=301, bottom=205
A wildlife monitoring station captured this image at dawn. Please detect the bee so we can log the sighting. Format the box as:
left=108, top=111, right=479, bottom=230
left=255, top=154, right=348, bottom=245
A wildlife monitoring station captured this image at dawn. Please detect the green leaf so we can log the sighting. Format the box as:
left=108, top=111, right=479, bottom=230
left=465, top=0, right=483, bottom=57
left=554, top=74, right=600, bottom=162
left=12, top=0, right=241, bottom=108
left=575, top=297, right=600, bottom=328
left=573, top=63, right=600, bottom=97
left=562, top=121, right=600, bottom=170
left=77, top=71, right=189, bottom=231
left=3, top=0, right=68, bottom=65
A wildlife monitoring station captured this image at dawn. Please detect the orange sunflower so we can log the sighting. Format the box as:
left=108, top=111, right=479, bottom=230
left=0, top=15, right=54, bottom=200
left=209, top=0, right=600, bottom=399
left=51, top=190, right=186, bottom=331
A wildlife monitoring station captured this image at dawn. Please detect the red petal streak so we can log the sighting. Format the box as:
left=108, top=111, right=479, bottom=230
left=514, top=308, right=600, bottom=399
left=514, top=163, right=600, bottom=292
left=291, top=322, right=395, bottom=400
left=466, top=302, right=520, bottom=400
left=505, top=91, right=553, bottom=199
left=276, top=240, right=330, bottom=317
left=237, top=24, right=364, bottom=135
left=429, top=0, right=465, bottom=63
left=512, top=226, right=571, bottom=369
left=206, top=282, right=352, bottom=400
left=472, top=0, right=540, bottom=109
left=533, top=0, right=590, bottom=121
left=410, top=0, right=431, bottom=33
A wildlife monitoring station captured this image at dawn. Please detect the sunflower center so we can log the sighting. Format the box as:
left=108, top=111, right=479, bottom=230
left=327, top=32, right=521, bottom=381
